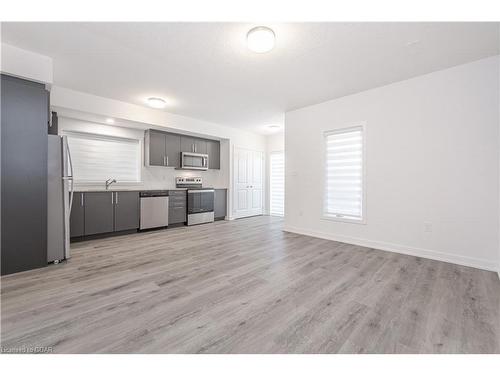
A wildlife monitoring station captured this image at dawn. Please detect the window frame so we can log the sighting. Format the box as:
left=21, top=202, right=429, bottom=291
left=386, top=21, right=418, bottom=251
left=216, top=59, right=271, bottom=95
left=321, top=124, right=367, bottom=225
left=62, top=130, right=143, bottom=186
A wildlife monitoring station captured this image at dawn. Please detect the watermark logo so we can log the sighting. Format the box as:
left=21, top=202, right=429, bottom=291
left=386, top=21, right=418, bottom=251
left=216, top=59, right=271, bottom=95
left=0, top=346, right=53, bottom=354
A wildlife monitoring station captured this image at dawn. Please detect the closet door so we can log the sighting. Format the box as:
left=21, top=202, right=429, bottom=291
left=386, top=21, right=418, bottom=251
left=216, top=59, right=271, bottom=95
left=233, top=147, right=263, bottom=219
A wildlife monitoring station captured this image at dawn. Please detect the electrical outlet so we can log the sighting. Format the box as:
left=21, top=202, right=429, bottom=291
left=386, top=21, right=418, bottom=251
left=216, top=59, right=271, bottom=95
left=424, top=222, right=433, bottom=233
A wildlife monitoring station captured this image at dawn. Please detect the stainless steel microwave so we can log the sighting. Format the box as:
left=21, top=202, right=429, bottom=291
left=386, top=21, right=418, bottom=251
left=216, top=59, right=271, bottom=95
left=181, top=152, right=209, bottom=170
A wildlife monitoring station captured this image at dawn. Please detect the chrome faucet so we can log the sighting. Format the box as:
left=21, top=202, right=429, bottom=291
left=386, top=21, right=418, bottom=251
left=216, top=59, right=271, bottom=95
left=105, top=178, right=117, bottom=190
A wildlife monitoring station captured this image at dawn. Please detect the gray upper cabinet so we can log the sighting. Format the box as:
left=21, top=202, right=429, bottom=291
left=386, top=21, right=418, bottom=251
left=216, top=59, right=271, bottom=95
left=146, top=130, right=180, bottom=167
left=207, top=140, right=220, bottom=169
left=84, top=192, right=114, bottom=235
left=181, top=136, right=207, bottom=154
left=147, top=130, right=166, bottom=166
left=114, top=191, right=139, bottom=231
left=194, top=138, right=207, bottom=154
left=165, top=133, right=180, bottom=167
left=180, top=135, right=196, bottom=153
left=146, top=130, right=220, bottom=170
left=70, top=192, right=85, bottom=237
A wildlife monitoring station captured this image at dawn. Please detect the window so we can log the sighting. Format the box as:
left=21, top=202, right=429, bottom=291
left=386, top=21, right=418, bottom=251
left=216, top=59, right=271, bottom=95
left=270, top=151, right=285, bottom=216
left=324, top=126, right=365, bottom=222
left=64, top=131, right=141, bottom=183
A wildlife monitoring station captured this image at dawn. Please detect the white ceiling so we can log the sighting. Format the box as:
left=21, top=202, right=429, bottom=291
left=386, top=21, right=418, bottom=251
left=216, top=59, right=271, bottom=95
left=2, top=22, right=499, bottom=134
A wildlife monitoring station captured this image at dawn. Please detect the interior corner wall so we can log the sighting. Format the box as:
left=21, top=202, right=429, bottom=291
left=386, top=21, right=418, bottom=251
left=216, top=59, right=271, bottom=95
left=284, top=56, right=500, bottom=272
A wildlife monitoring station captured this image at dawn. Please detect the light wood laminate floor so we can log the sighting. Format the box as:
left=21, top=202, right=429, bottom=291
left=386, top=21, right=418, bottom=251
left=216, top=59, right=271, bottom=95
left=1, top=216, right=499, bottom=353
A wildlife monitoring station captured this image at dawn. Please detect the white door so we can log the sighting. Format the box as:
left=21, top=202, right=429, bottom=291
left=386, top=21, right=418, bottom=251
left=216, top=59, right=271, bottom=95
left=233, top=147, right=263, bottom=218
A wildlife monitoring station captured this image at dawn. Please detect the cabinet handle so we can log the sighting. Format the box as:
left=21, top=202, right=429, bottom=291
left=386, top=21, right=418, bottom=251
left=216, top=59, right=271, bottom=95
left=81, top=193, right=84, bottom=206
left=166, top=156, right=169, bottom=166
left=111, top=192, right=114, bottom=205
left=163, top=155, right=166, bottom=166
left=115, top=192, right=118, bottom=204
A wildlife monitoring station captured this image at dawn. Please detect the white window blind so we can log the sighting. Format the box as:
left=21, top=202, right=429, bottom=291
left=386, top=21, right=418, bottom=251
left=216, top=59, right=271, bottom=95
left=270, top=152, right=285, bottom=216
left=324, top=126, right=364, bottom=221
left=65, top=131, right=141, bottom=183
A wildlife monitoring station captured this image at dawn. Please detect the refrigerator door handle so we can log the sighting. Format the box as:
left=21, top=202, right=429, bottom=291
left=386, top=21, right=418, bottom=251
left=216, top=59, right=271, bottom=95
left=65, top=137, right=75, bottom=214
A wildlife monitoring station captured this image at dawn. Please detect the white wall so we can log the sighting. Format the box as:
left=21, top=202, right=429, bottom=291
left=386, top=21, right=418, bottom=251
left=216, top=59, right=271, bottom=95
left=285, top=56, right=500, bottom=272
left=0, top=43, right=53, bottom=84
left=50, top=86, right=267, bottom=219
left=265, top=133, right=285, bottom=214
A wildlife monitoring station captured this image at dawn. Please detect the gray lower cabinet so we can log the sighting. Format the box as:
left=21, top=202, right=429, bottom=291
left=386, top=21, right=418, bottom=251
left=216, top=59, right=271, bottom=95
left=169, top=190, right=187, bottom=224
left=207, top=140, right=220, bottom=169
left=84, top=192, right=114, bottom=235
left=215, top=189, right=227, bottom=219
left=114, top=191, right=139, bottom=231
left=70, top=193, right=85, bottom=237
left=71, top=191, right=140, bottom=238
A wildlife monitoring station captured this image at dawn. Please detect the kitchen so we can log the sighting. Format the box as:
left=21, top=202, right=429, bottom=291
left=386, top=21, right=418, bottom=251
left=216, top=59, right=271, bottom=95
left=60, top=115, right=229, bottom=248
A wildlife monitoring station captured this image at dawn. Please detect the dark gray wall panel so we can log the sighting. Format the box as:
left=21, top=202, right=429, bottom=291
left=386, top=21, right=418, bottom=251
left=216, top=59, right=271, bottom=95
left=1, top=74, right=48, bottom=275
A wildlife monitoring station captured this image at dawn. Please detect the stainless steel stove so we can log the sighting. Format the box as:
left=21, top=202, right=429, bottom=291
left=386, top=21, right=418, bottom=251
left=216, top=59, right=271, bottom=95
left=176, top=177, right=215, bottom=226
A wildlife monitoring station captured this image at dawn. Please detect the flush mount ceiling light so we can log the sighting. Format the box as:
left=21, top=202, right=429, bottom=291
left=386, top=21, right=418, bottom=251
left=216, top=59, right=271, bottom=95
left=105, top=118, right=115, bottom=124
left=146, top=97, right=167, bottom=109
left=247, top=26, right=275, bottom=53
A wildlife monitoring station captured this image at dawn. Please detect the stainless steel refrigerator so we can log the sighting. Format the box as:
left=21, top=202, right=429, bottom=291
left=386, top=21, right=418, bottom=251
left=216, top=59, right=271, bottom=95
left=47, top=135, right=74, bottom=263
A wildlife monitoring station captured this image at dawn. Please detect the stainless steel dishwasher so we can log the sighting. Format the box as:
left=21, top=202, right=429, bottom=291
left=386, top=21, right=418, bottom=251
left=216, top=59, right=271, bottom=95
left=139, top=191, right=169, bottom=230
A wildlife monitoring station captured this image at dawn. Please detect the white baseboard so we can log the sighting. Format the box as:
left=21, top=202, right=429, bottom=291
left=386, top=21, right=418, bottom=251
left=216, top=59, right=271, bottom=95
left=283, top=225, right=499, bottom=273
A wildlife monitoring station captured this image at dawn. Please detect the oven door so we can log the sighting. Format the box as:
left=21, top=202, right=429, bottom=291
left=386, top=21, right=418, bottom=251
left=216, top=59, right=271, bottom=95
left=181, top=152, right=209, bottom=170
left=187, top=189, right=214, bottom=214
left=187, top=189, right=214, bottom=225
